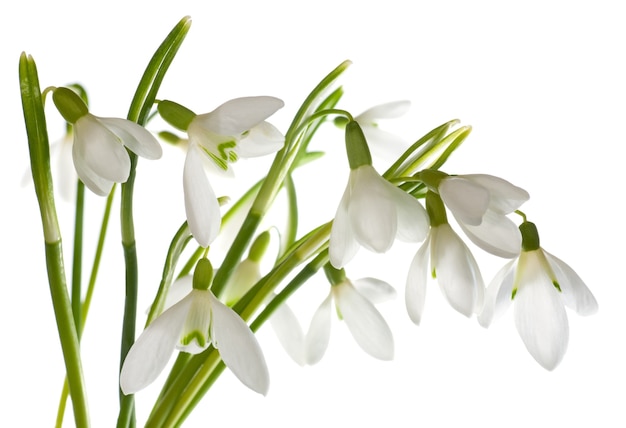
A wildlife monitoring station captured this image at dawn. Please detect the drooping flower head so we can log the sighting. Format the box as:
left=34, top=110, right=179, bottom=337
left=405, top=191, right=484, bottom=324
left=52, top=87, right=162, bottom=196
left=329, top=120, right=429, bottom=268
left=272, top=265, right=396, bottom=366
left=478, top=221, right=598, bottom=370
left=158, top=97, right=285, bottom=247
left=120, top=258, right=269, bottom=395
left=420, top=169, right=529, bottom=258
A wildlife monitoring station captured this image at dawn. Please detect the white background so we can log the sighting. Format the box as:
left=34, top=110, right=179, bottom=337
left=1, top=1, right=624, bottom=427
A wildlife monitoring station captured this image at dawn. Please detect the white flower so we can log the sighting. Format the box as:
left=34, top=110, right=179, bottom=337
left=305, top=277, right=396, bottom=364
left=478, top=222, right=598, bottom=370
left=120, top=275, right=269, bottom=395
left=329, top=164, right=429, bottom=268
left=354, top=101, right=411, bottom=165
left=438, top=174, right=529, bottom=258
left=182, top=96, right=285, bottom=247
left=71, top=114, right=162, bottom=196
left=405, top=222, right=484, bottom=324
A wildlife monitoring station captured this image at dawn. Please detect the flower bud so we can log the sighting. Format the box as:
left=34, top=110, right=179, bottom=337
left=52, top=87, right=89, bottom=123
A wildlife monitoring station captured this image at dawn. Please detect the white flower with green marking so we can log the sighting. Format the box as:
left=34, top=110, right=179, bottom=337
left=478, top=222, right=598, bottom=370
left=120, top=260, right=269, bottom=395
left=159, top=97, right=284, bottom=247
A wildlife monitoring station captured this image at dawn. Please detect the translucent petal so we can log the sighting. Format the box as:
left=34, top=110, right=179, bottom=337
left=119, top=294, right=192, bottom=394
left=353, top=277, right=396, bottom=304
left=74, top=115, right=130, bottom=183
left=439, top=177, right=489, bottom=226
left=269, top=300, right=306, bottom=366
left=194, top=96, right=284, bottom=136
left=514, top=252, right=569, bottom=370
left=329, top=184, right=359, bottom=268
left=405, top=235, right=430, bottom=325
left=458, top=210, right=522, bottom=258
left=222, top=259, right=261, bottom=306
left=462, top=174, right=529, bottom=214
left=544, top=250, right=598, bottom=316
left=348, top=166, right=396, bottom=253
left=55, top=135, right=76, bottom=201
left=183, top=145, right=221, bottom=247
left=98, top=117, right=162, bottom=160
left=236, top=121, right=284, bottom=158
left=432, top=225, right=484, bottom=317
left=355, top=100, right=411, bottom=123
left=362, top=126, right=408, bottom=166
left=72, top=142, right=114, bottom=196
left=160, top=275, right=193, bottom=312
left=478, top=259, right=516, bottom=327
left=305, top=294, right=332, bottom=365
left=388, top=183, right=429, bottom=243
left=209, top=292, right=270, bottom=395
left=334, top=281, right=394, bottom=360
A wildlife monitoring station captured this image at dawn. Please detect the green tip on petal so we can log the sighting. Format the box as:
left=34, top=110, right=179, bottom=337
left=158, top=99, right=196, bottom=131
left=425, top=191, right=448, bottom=227
left=52, top=87, right=89, bottom=123
left=345, top=120, right=372, bottom=169
left=519, top=221, right=540, bottom=251
left=193, top=258, right=214, bottom=290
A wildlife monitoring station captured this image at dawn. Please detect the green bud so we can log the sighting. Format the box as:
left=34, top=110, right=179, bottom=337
left=158, top=100, right=196, bottom=131
left=52, top=87, right=89, bottom=124
left=333, top=116, right=349, bottom=128
left=158, top=130, right=185, bottom=145
left=345, top=120, right=372, bottom=170
left=192, top=258, right=214, bottom=291
left=425, top=191, right=448, bottom=227
left=248, top=231, right=271, bottom=263
left=519, top=221, right=540, bottom=251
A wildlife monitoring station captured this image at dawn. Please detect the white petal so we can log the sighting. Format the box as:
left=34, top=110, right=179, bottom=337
left=362, top=126, right=408, bottom=165
left=236, top=121, right=285, bottom=158
left=209, top=292, right=270, bottom=395
left=544, top=250, right=598, bottom=316
left=72, top=142, right=114, bottom=196
left=160, top=275, right=193, bottom=312
left=195, top=96, right=284, bottom=136
left=55, top=134, right=76, bottom=201
left=305, top=294, right=332, bottom=365
left=405, top=235, right=431, bottom=325
left=183, top=145, right=221, bottom=247
left=353, top=277, right=396, bottom=304
left=329, top=184, right=359, bottom=268
left=514, top=252, right=569, bottom=370
left=98, top=117, right=162, bottom=160
left=348, top=166, right=396, bottom=253
left=355, top=100, right=411, bottom=123
left=432, top=225, right=484, bottom=317
left=439, top=177, right=489, bottom=226
left=334, top=281, right=394, bottom=360
left=462, top=174, right=529, bottom=214
left=478, top=259, right=516, bottom=327
left=178, top=290, right=213, bottom=354
left=119, top=294, right=192, bottom=394
left=388, top=183, right=429, bottom=242
left=222, top=259, right=261, bottom=306
left=458, top=210, right=522, bottom=258
left=269, top=300, right=306, bottom=366
left=74, top=115, right=130, bottom=183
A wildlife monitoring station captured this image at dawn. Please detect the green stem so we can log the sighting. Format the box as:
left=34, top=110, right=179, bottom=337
left=20, top=52, right=90, bottom=428
left=71, top=180, right=85, bottom=331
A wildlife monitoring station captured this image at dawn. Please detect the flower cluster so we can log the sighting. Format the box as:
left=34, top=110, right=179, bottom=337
left=22, top=21, right=597, bottom=426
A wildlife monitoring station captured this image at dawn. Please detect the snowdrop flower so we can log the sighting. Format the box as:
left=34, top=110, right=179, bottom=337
left=304, top=267, right=395, bottom=364
left=435, top=172, right=529, bottom=258
left=329, top=120, right=429, bottom=268
left=158, top=97, right=285, bottom=247
left=353, top=100, right=411, bottom=165
left=120, top=258, right=269, bottom=395
left=478, top=221, right=598, bottom=370
left=406, top=191, right=484, bottom=324
left=52, top=87, right=162, bottom=196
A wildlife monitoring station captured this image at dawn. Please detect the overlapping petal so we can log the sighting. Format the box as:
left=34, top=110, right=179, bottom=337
left=183, top=144, right=221, bottom=247
left=305, top=294, right=332, bottom=365
left=439, top=177, right=489, bottom=226
left=98, top=117, right=163, bottom=160
left=405, top=236, right=430, bottom=325
left=457, top=210, right=522, bottom=258
left=334, top=281, right=394, bottom=360
left=544, top=250, right=598, bottom=316
left=236, top=121, right=285, bottom=157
